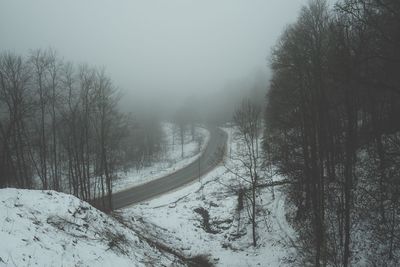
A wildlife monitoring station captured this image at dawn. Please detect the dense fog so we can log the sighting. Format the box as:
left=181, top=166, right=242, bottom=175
left=0, top=0, right=306, bottom=118
left=2, top=1, right=400, bottom=266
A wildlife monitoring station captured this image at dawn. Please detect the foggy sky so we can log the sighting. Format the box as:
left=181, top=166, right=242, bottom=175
left=0, top=0, right=307, bottom=110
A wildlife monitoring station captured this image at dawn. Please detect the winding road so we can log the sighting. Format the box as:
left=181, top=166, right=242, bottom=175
left=112, top=127, right=227, bottom=209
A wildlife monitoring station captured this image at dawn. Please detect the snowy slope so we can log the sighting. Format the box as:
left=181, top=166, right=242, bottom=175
left=0, top=188, right=184, bottom=267
left=121, top=127, right=298, bottom=266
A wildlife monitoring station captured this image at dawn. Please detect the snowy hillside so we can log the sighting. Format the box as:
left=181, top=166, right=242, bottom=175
left=0, top=188, right=186, bottom=267
left=121, top=127, right=298, bottom=266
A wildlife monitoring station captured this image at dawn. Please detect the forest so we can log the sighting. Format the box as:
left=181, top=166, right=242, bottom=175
left=0, top=49, right=175, bottom=209
left=264, top=0, right=400, bottom=265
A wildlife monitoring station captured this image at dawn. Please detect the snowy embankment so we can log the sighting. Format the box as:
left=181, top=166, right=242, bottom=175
left=121, top=127, right=298, bottom=267
left=113, top=123, right=210, bottom=192
left=0, top=188, right=184, bottom=266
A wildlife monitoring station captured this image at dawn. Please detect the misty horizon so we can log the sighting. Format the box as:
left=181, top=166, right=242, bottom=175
left=0, top=0, right=307, bottom=114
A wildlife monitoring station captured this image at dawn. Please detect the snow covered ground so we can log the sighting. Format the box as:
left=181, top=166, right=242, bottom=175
left=121, top=127, right=298, bottom=266
left=0, top=127, right=297, bottom=266
left=0, top=188, right=187, bottom=267
left=113, top=123, right=210, bottom=192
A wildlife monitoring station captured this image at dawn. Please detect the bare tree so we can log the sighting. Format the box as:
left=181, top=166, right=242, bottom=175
left=92, top=68, right=118, bottom=210
left=174, top=109, right=187, bottom=159
left=29, top=49, right=51, bottom=189
left=227, top=98, right=262, bottom=247
left=0, top=52, right=32, bottom=188
left=46, top=49, right=62, bottom=191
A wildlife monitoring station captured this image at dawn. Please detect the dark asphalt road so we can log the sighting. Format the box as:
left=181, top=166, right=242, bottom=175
left=112, top=127, right=227, bottom=209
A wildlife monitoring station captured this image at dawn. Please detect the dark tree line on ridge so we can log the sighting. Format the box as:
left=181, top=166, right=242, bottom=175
left=264, top=0, right=400, bottom=265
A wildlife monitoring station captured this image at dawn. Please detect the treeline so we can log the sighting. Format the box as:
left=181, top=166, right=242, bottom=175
left=0, top=49, right=164, bottom=209
left=264, top=0, right=400, bottom=266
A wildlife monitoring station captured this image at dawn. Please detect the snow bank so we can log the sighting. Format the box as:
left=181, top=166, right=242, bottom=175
left=0, top=188, right=181, bottom=266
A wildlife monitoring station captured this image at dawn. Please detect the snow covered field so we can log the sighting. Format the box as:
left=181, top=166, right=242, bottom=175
left=113, top=123, right=210, bottom=192
left=121, top=127, right=298, bottom=266
left=0, top=188, right=184, bottom=266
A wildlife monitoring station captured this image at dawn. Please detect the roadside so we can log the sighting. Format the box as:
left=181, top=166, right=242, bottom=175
left=120, top=127, right=298, bottom=266
left=112, top=122, right=210, bottom=192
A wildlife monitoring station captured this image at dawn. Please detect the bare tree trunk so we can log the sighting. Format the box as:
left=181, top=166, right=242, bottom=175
left=233, top=99, right=261, bottom=247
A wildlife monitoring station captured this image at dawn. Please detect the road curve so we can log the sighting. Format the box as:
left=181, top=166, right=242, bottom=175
left=112, top=126, right=227, bottom=209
